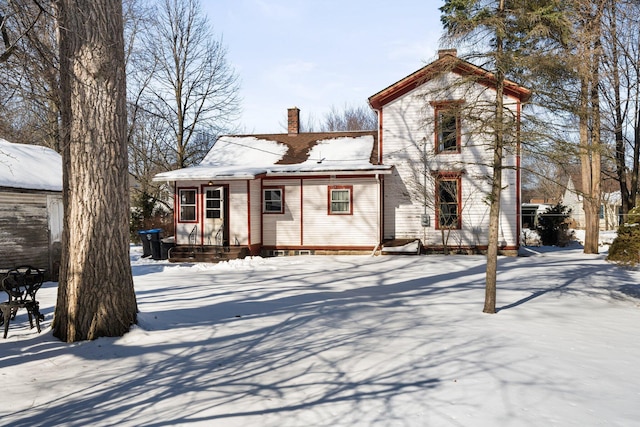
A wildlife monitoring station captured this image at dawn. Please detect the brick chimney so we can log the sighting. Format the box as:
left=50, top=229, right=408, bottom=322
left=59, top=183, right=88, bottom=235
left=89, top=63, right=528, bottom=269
left=288, top=107, right=300, bottom=135
left=438, top=49, right=457, bottom=58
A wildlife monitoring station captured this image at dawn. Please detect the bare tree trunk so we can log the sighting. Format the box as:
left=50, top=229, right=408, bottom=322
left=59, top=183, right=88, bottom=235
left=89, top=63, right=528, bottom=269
left=578, top=3, right=603, bottom=255
left=633, top=107, right=640, bottom=209
left=54, top=0, right=137, bottom=342
left=484, top=0, right=506, bottom=315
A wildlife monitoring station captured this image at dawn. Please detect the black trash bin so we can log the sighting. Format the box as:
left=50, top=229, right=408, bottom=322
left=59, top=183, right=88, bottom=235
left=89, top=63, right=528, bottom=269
left=137, top=229, right=153, bottom=258
left=147, top=229, right=163, bottom=260
left=160, top=236, right=175, bottom=260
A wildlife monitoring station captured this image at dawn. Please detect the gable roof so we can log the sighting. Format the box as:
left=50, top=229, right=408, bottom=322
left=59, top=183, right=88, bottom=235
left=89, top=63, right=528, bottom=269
left=0, top=138, right=62, bottom=192
left=154, top=130, right=392, bottom=182
left=368, top=49, right=531, bottom=110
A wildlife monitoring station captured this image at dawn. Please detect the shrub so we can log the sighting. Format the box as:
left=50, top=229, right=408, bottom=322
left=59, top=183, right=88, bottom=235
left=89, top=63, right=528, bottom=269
left=536, top=203, right=572, bottom=246
left=607, top=207, right=640, bottom=266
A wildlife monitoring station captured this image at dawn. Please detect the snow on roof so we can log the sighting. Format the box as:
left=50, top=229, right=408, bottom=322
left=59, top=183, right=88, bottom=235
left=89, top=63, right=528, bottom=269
left=302, top=136, right=374, bottom=165
left=154, top=134, right=391, bottom=182
left=0, top=138, right=62, bottom=191
left=200, top=136, right=288, bottom=167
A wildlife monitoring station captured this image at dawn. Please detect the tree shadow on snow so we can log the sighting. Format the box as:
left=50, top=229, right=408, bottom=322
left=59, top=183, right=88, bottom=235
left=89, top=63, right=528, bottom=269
left=1, top=253, right=635, bottom=426
left=0, top=257, right=503, bottom=426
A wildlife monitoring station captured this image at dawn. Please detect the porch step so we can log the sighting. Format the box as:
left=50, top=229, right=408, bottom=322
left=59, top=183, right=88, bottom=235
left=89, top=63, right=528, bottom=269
left=168, top=246, right=249, bottom=263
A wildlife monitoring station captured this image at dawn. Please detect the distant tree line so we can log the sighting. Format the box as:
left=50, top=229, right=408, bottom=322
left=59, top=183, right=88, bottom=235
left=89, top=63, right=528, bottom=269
left=1, top=0, right=240, bottom=234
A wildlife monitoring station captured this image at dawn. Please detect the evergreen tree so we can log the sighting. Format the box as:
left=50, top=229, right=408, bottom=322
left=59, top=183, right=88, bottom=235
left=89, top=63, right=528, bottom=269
left=536, top=203, right=572, bottom=246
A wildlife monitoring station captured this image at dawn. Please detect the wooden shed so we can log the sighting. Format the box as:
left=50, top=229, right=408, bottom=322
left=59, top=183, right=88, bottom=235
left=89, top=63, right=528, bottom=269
left=0, top=139, right=63, bottom=280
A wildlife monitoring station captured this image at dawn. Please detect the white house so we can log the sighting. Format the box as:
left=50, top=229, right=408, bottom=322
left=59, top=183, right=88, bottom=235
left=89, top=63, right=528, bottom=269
left=369, top=49, right=530, bottom=254
left=0, top=138, right=63, bottom=278
left=154, top=50, right=530, bottom=259
left=562, top=174, right=622, bottom=231
left=154, top=108, right=393, bottom=261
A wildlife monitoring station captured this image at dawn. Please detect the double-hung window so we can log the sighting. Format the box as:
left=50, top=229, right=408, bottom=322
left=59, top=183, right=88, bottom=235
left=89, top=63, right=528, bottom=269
left=431, top=100, right=463, bottom=153
left=263, top=187, right=284, bottom=214
left=179, top=189, right=197, bottom=222
left=329, top=186, right=352, bottom=215
left=435, top=175, right=461, bottom=229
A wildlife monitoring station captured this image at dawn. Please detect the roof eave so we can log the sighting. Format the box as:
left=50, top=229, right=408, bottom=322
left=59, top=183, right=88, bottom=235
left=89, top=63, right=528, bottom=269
left=266, top=167, right=394, bottom=177
left=369, top=54, right=531, bottom=109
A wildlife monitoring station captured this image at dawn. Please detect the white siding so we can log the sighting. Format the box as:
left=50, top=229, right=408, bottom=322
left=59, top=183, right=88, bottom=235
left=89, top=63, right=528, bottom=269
left=174, top=180, right=250, bottom=246
left=261, top=177, right=380, bottom=248
left=381, top=71, right=521, bottom=248
left=262, top=179, right=302, bottom=246
left=174, top=182, right=200, bottom=245
left=303, top=178, right=379, bottom=247
left=228, top=181, right=249, bottom=245
left=249, top=179, right=262, bottom=246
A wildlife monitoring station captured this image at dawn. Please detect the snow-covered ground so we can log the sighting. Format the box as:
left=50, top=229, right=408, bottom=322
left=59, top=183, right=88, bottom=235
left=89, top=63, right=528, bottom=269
left=1, top=243, right=639, bottom=426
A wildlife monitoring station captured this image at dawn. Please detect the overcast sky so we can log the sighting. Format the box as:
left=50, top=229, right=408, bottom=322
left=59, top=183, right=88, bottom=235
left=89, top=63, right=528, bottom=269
left=203, top=0, right=444, bottom=134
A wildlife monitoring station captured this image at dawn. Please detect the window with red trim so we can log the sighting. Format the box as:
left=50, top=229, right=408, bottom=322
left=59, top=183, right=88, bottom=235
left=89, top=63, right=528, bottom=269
left=435, top=176, right=461, bottom=229
left=263, top=187, right=284, bottom=214
left=179, top=189, right=197, bottom=222
left=432, top=101, right=463, bottom=154
left=329, top=186, right=352, bottom=215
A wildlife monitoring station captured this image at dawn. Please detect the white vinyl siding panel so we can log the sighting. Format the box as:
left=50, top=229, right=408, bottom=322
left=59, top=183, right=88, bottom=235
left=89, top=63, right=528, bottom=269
left=228, top=181, right=249, bottom=245
left=262, top=178, right=380, bottom=248
left=262, top=179, right=302, bottom=246
left=174, top=180, right=251, bottom=245
left=249, top=179, right=262, bottom=245
left=303, top=178, right=379, bottom=247
left=175, top=182, right=199, bottom=246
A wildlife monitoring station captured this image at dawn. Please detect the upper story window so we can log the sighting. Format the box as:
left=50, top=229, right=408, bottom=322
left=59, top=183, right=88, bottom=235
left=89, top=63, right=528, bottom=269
left=329, top=186, right=353, bottom=215
left=431, top=100, right=463, bottom=154
left=179, top=188, right=197, bottom=222
left=263, top=187, right=284, bottom=213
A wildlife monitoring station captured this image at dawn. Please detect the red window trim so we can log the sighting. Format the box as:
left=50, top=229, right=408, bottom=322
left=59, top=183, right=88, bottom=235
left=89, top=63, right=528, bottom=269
left=263, top=186, right=285, bottom=214
left=434, top=173, right=462, bottom=230
left=328, top=185, right=353, bottom=215
left=177, top=187, right=198, bottom=223
left=431, top=100, right=464, bottom=154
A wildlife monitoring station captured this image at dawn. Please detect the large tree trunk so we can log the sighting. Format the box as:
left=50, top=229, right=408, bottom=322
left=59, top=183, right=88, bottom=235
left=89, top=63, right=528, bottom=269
left=54, top=0, right=137, bottom=342
left=484, top=0, right=506, bottom=315
left=579, top=5, right=603, bottom=255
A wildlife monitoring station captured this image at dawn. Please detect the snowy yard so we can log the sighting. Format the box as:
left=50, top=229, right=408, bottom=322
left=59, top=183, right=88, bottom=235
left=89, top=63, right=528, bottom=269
left=1, top=243, right=639, bottom=426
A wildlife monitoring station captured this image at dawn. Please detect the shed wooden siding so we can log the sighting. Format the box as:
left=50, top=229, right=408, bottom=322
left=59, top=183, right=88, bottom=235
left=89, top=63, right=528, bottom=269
left=0, top=190, right=54, bottom=272
left=380, top=71, right=521, bottom=248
